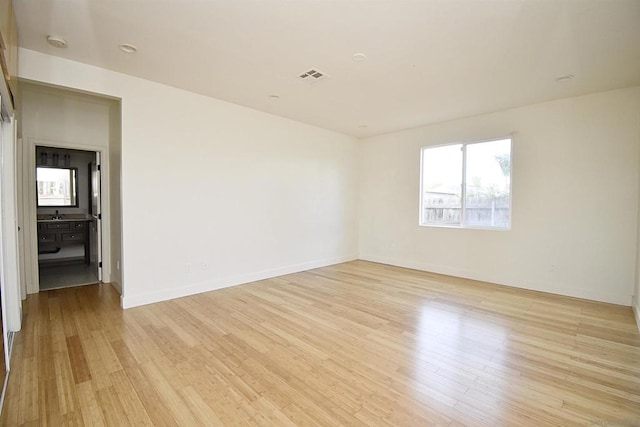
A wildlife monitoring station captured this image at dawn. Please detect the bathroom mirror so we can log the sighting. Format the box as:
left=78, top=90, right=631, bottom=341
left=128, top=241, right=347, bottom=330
left=36, top=166, right=79, bottom=207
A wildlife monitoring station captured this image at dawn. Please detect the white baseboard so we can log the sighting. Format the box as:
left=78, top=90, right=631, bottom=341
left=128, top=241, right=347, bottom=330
left=122, top=254, right=358, bottom=309
left=633, top=295, right=640, bottom=334
left=360, top=254, right=632, bottom=306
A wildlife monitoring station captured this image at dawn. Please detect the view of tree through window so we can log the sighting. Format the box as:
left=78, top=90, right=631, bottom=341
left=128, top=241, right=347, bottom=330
left=420, top=138, right=511, bottom=228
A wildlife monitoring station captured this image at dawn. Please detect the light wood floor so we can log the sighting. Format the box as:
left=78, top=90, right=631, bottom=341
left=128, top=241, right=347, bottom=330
left=2, top=260, right=639, bottom=426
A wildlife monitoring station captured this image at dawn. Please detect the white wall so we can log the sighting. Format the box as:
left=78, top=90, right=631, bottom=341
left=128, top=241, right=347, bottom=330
left=21, top=84, right=111, bottom=148
left=0, top=117, right=22, bottom=332
left=19, top=49, right=359, bottom=308
left=635, top=123, right=640, bottom=327
left=360, top=87, right=640, bottom=306
left=109, top=102, right=122, bottom=293
left=23, top=85, right=110, bottom=221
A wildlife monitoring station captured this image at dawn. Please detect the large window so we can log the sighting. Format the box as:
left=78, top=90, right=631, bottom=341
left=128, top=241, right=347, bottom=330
left=420, top=137, right=511, bottom=229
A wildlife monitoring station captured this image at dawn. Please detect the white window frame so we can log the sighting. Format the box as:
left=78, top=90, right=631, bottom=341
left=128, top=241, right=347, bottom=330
left=419, top=136, right=513, bottom=230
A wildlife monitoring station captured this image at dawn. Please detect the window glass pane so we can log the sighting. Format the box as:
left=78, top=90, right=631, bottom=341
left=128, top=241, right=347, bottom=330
left=464, top=139, right=511, bottom=227
left=37, top=167, right=78, bottom=207
left=421, top=144, right=462, bottom=225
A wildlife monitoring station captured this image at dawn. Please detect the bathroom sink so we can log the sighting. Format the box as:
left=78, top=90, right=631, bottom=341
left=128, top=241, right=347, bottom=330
left=37, top=217, right=91, bottom=223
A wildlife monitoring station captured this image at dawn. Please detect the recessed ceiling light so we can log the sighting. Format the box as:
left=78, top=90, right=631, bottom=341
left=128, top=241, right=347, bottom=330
left=119, top=43, right=138, bottom=54
left=46, top=35, right=67, bottom=48
left=358, top=125, right=369, bottom=128
left=268, top=94, right=280, bottom=100
left=555, top=74, right=574, bottom=82
left=352, top=53, right=367, bottom=62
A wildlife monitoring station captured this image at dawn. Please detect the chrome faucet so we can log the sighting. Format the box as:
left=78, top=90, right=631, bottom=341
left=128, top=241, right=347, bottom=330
left=52, top=210, right=63, bottom=220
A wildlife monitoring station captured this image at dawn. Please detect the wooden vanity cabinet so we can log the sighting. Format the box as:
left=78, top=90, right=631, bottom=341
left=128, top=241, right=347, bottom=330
left=37, top=220, right=91, bottom=264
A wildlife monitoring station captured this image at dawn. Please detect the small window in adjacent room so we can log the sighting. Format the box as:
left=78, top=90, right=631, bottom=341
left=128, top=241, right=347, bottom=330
left=420, top=137, right=512, bottom=229
left=36, top=166, right=79, bottom=207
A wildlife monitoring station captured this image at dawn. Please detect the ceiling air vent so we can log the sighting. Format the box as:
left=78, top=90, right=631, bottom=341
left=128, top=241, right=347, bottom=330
left=298, top=68, right=329, bottom=84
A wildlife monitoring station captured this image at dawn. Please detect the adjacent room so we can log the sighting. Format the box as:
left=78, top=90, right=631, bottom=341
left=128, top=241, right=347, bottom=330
left=0, top=0, right=638, bottom=425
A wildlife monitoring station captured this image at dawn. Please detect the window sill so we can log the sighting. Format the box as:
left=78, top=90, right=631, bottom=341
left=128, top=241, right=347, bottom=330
left=419, top=223, right=511, bottom=231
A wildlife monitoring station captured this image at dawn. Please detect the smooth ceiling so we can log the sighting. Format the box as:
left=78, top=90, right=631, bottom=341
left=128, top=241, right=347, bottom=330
left=13, top=0, right=640, bottom=138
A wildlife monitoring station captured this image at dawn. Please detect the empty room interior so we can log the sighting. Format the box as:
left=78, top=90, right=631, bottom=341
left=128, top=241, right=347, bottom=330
left=0, top=0, right=638, bottom=425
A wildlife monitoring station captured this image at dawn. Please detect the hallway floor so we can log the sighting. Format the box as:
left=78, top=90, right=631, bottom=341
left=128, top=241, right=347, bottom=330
left=38, top=262, right=99, bottom=290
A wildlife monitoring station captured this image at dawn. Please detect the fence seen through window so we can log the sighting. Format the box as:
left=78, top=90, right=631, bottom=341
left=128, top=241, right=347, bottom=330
left=420, top=137, right=511, bottom=229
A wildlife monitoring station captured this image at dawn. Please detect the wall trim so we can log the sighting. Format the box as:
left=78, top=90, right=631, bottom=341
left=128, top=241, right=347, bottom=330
left=24, top=137, right=112, bottom=294
left=633, top=296, right=640, bottom=334
left=122, top=254, right=358, bottom=309
left=360, top=254, right=632, bottom=306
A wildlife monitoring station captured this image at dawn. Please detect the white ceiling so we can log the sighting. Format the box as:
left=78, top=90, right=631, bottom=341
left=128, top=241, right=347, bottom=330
left=13, top=0, right=640, bottom=138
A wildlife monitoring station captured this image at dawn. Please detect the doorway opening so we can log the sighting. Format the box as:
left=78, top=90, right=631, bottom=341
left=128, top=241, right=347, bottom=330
left=35, top=146, right=102, bottom=290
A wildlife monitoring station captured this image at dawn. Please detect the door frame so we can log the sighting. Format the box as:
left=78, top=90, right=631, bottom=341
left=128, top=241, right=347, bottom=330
left=23, top=138, right=111, bottom=294
left=89, top=154, right=103, bottom=281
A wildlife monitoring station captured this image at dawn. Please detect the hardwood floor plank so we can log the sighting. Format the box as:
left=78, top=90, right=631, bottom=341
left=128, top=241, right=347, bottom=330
left=2, top=260, right=639, bottom=426
left=75, top=382, right=106, bottom=427
left=95, top=385, right=130, bottom=426
left=179, top=385, right=225, bottom=425
left=65, top=336, right=91, bottom=385
left=140, top=362, right=199, bottom=426
left=108, top=370, right=155, bottom=426
left=52, top=351, right=79, bottom=416
left=118, top=366, right=180, bottom=427
left=17, top=357, right=39, bottom=424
